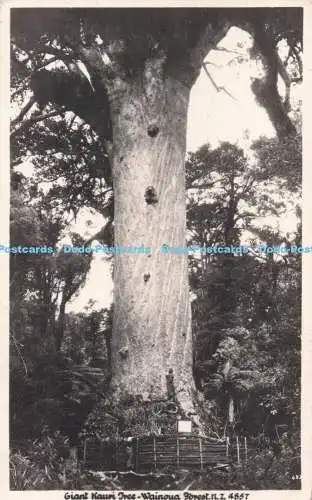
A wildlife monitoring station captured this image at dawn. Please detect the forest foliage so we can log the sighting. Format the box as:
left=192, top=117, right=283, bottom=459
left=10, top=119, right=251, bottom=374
left=10, top=135, right=301, bottom=489
left=9, top=7, right=302, bottom=491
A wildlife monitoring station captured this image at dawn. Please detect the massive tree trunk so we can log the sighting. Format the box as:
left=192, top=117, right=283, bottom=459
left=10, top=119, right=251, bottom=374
left=109, top=70, right=193, bottom=409
left=74, top=17, right=231, bottom=415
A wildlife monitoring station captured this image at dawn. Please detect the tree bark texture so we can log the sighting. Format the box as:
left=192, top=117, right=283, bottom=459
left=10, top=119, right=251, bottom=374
left=108, top=62, right=194, bottom=408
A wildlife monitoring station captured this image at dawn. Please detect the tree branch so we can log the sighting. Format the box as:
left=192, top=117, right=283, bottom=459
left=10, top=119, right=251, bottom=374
left=10, top=333, right=28, bottom=376
left=84, top=218, right=114, bottom=247
left=291, top=45, right=303, bottom=79
left=276, top=54, right=292, bottom=112
left=187, top=180, right=220, bottom=190
left=188, top=20, right=231, bottom=87
left=11, top=96, right=36, bottom=127
left=248, top=19, right=297, bottom=138
left=34, top=43, right=74, bottom=62
left=11, top=109, right=63, bottom=138
left=213, top=46, right=246, bottom=56
left=202, top=62, right=237, bottom=101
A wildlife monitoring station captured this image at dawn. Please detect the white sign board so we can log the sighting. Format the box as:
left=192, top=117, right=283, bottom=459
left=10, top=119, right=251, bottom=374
left=178, top=420, right=192, bottom=433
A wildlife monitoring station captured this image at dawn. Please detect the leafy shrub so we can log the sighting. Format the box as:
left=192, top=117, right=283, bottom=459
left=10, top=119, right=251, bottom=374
left=10, top=429, right=80, bottom=490
left=82, top=395, right=181, bottom=440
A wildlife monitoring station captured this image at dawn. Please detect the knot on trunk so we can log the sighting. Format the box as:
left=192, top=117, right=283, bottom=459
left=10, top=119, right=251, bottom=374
left=145, top=186, right=158, bottom=204
left=147, top=124, right=159, bottom=137
left=119, top=347, right=129, bottom=359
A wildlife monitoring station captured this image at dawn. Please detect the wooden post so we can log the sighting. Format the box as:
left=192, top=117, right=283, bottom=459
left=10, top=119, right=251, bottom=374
left=153, top=437, right=157, bottom=469
left=83, top=438, right=88, bottom=466
left=112, top=439, right=116, bottom=468
left=136, top=437, right=139, bottom=471
left=226, top=436, right=229, bottom=458
left=236, top=436, right=240, bottom=465
left=177, top=438, right=180, bottom=467
left=199, top=437, right=203, bottom=470
left=244, top=437, right=248, bottom=464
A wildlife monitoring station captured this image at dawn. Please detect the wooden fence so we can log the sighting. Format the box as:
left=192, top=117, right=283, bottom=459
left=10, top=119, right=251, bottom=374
left=79, top=434, right=248, bottom=471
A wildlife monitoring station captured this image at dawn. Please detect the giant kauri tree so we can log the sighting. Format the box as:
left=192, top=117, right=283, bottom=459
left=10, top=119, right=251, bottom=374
left=10, top=8, right=302, bottom=416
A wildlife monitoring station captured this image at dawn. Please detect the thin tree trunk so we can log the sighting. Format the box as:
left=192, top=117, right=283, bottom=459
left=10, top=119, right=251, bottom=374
left=223, top=359, right=235, bottom=426
left=228, top=395, right=235, bottom=425
left=55, top=301, right=66, bottom=351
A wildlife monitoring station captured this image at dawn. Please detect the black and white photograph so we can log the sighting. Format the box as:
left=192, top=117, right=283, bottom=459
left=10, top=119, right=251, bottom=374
left=5, top=3, right=307, bottom=494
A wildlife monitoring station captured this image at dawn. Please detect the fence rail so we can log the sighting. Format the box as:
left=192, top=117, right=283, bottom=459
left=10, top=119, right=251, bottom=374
left=79, top=434, right=248, bottom=471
